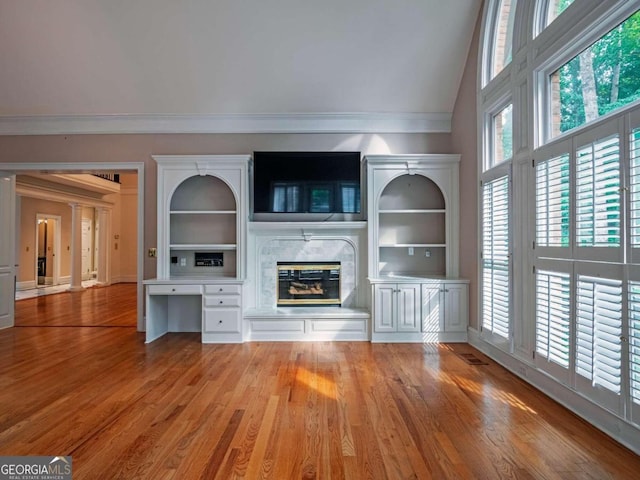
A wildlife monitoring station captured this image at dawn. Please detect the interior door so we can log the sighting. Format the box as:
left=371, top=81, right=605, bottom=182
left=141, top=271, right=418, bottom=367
left=0, top=174, right=16, bottom=329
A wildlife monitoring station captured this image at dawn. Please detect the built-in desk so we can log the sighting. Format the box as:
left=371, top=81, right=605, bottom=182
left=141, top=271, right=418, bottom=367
left=144, top=278, right=244, bottom=344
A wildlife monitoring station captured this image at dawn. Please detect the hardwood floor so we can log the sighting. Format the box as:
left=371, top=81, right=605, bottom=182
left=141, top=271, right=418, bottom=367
left=14, top=283, right=136, bottom=327
left=2, top=288, right=639, bottom=479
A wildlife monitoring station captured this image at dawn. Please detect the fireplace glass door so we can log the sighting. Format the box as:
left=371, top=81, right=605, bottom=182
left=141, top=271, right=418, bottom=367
left=277, top=262, right=341, bottom=306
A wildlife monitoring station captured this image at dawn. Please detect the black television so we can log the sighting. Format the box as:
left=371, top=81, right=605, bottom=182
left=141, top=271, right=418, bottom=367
left=252, top=151, right=362, bottom=219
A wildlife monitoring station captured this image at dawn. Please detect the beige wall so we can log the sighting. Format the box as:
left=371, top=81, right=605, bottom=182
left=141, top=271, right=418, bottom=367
left=0, top=132, right=453, bottom=280
left=17, top=177, right=140, bottom=285
left=451, top=7, right=482, bottom=329
left=104, top=174, right=138, bottom=282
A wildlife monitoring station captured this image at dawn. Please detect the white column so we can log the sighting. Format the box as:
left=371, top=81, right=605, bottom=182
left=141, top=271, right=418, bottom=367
left=96, top=207, right=111, bottom=286
left=68, top=203, right=84, bottom=292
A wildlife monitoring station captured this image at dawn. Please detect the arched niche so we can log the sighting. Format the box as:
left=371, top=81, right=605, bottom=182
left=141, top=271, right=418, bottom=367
left=170, top=175, right=236, bottom=211
left=378, top=174, right=445, bottom=210
left=377, top=173, right=447, bottom=277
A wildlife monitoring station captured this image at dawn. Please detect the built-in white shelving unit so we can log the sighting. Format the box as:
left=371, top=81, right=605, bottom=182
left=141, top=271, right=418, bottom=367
left=366, top=154, right=468, bottom=342
left=145, top=155, right=250, bottom=344
left=144, top=152, right=468, bottom=345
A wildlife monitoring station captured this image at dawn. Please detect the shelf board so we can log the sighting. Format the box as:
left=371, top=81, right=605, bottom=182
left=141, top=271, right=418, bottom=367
left=378, top=209, right=445, bottom=214
left=379, top=243, right=446, bottom=248
left=169, top=244, right=237, bottom=251
left=170, top=210, right=236, bottom=214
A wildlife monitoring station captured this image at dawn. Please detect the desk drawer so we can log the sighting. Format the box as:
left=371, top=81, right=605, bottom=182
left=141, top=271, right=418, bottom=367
left=147, top=284, right=202, bottom=295
left=203, top=308, right=241, bottom=333
left=204, top=284, right=242, bottom=295
left=203, top=295, right=241, bottom=308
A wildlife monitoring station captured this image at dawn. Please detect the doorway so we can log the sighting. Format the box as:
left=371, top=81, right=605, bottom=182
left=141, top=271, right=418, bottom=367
left=35, top=214, right=61, bottom=287
left=0, top=162, right=145, bottom=331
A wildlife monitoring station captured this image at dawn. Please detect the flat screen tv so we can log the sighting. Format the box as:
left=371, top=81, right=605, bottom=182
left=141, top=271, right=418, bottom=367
left=253, top=151, right=361, bottom=219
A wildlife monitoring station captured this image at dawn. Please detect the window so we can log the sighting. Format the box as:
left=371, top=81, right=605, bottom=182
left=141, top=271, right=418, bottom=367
left=491, top=0, right=518, bottom=79
left=543, top=0, right=575, bottom=28
left=480, top=0, right=640, bottom=435
left=536, top=153, right=570, bottom=247
left=575, top=135, right=620, bottom=248
left=494, top=104, right=513, bottom=165
left=482, top=176, right=510, bottom=339
left=536, top=270, right=571, bottom=368
left=549, top=10, right=640, bottom=138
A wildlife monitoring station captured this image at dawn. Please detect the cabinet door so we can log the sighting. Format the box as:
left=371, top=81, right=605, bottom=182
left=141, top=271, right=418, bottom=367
left=374, top=284, right=396, bottom=332
left=397, top=284, right=421, bottom=332
left=443, top=283, right=468, bottom=332
left=422, top=285, right=443, bottom=336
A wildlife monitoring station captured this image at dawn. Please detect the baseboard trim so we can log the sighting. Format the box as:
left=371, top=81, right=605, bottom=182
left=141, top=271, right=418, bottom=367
left=16, top=280, right=36, bottom=291
left=112, top=275, right=137, bottom=283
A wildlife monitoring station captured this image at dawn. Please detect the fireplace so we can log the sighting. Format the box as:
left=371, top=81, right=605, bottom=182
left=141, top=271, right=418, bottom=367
left=277, top=262, right=341, bottom=306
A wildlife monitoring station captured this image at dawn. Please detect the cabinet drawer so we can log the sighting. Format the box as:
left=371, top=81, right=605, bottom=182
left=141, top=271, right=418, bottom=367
left=147, top=284, right=202, bottom=295
left=203, top=308, right=241, bottom=333
left=203, top=295, right=241, bottom=308
left=204, top=284, right=242, bottom=295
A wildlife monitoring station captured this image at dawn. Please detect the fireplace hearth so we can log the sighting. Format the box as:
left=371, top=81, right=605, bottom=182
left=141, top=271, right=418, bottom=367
left=277, top=262, right=341, bottom=306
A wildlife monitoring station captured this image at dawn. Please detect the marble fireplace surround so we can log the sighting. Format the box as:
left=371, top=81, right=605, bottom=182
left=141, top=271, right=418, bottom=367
left=246, top=222, right=368, bottom=311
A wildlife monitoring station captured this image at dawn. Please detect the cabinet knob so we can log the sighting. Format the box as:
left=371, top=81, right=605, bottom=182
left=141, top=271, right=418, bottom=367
left=218, top=320, right=223, bottom=324
left=171, top=288, right=175, bottom=292
left=219, top=288, right=223, bottom=292
left=219, top=300, right=223, bottom=304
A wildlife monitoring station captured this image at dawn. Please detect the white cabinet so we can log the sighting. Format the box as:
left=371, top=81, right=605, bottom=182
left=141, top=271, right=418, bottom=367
left=372, top=278, right=468, bottom=342
left=145, top=279, right=243, bottom=344
left=366, top=155, right=467, bottom=343
left=422, top=280, right=469, bottom=342
left=146, top=155, right=249, bottom=344
left=377, top=283, right=421, bottom=332
left=202, top=282, right=243, bottom=343
left=373, top=283, right=421, bottom=333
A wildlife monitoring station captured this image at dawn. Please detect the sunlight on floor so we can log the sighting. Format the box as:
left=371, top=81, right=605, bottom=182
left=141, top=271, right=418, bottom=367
left=296, top=366, right=337, bottom=400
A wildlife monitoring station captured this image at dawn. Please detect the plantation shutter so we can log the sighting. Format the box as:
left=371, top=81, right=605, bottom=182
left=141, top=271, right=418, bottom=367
left=482, top=175, right=510, bottom=338
left=536, top=153, right=570, bottom=249
left=628, top=281, right=640, bottom=408
left=576, top=275, right=622, bottom=410
left=575, top=135, right=621, bottom=260
left=536, top=270, right=570, bottom=369
left=630, top=128, right=640, bottom=264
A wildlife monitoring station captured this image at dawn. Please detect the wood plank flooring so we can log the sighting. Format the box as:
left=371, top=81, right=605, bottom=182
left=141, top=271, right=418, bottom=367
left=2, top=286, right=639, bottom=479
left=14, top=283, right=136, bottom=327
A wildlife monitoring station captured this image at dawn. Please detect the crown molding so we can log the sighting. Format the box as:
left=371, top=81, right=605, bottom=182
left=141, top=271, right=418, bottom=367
left=0, top=112, right=451, bottom=135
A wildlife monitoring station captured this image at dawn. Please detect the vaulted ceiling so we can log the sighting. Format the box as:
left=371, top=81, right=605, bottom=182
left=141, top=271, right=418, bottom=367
left=0, top=0, right=481, bottom=118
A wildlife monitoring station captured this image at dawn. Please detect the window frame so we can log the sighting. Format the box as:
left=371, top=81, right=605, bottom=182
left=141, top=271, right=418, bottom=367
left=534, top=4, right=640, bottom=147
